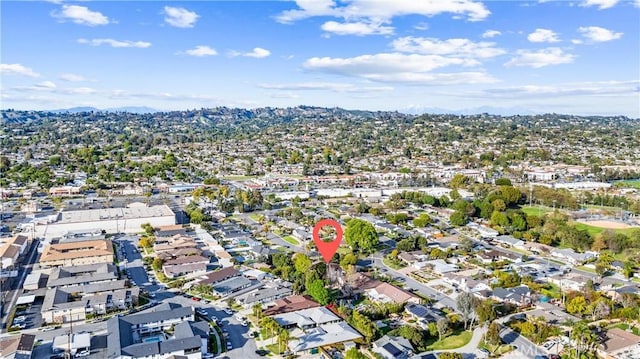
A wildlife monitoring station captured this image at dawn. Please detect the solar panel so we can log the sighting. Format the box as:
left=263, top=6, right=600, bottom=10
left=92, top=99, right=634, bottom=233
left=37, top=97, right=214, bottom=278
left=382, top=343, right=402, bottom=357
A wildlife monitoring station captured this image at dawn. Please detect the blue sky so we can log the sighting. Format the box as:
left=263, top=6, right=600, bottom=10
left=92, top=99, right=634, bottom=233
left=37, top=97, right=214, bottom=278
left=1, top=0, right=638, bottom=116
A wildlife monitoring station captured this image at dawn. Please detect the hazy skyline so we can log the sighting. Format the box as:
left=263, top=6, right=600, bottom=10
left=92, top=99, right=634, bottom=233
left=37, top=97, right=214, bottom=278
left=1, top=0, right=639, bottom=116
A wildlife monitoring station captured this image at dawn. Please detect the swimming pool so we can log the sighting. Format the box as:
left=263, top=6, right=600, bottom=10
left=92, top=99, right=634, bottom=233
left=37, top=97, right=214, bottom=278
left=142, top=335, right=164, bottom=343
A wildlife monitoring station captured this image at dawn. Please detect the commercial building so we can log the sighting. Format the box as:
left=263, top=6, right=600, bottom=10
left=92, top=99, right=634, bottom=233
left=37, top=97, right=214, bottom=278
left=35, top=204, right=175, bottom=238
left=40, top=239, right=114, bottom=267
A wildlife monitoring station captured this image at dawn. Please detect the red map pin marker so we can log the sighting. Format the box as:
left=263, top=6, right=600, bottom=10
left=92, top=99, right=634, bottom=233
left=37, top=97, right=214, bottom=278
left=313, top=219, right=343, bottom=263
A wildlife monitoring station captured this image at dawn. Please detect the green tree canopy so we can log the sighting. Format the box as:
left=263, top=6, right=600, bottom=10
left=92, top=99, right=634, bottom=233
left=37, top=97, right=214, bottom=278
left=344, top=218, right=379, bottom=253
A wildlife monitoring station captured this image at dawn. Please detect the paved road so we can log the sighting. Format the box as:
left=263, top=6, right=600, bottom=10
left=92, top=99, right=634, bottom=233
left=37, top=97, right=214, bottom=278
left=118, top=234, right=261, bottom=359
left=238, top=213, right=304, bottom=253
left=1, top=239, right=39, bottom=331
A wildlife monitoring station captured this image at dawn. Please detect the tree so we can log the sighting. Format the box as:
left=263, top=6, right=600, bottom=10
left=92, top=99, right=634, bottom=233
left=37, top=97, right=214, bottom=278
left=278, top=327, right=290, bottom=353
left=566, top=295, right=588, bottom=316
left=623, top=261, right=635, bottom=279
left=340, top=253, right=357, bottom=271
left=459, top=236, right=474, bottom=253
left=449, top=210, right=468, bottom=227
left=436, top=317, right=449, bottom=340
left=456, top=291, right=478, bottom=330
left=439, top=353, right=463, bottom=359
left=450, top=174, right=471, bottom=189
left=344, top=219, right=379, bottom=253
left=253, top=303, right=263, bottom=320
left=141, top=223, right=154, bottom=236
left=475, top=300, right=496, bottom=324
left=307, top=279, right=330, bottom=305
left=152, top=257, right=163, bottom=271
left=345, top=347, right=367, bottom=359
left=138, top=237, right=153, bottom=248
left=485, top=321, right=501, bottom=346
left=413, top=213, right=432, bottom=227
left=260, top=317, right=280, bottom=343
left=293, top=253, right=312, bottom=275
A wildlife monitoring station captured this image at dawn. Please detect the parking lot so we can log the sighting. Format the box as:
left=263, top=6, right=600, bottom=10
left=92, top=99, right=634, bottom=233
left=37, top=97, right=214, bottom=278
left=11, top=296, right=44, bottom=330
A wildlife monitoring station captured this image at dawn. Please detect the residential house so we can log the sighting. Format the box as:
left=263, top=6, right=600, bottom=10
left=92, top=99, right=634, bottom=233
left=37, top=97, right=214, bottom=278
left=263, top=295, right=320, bottom=316
left=546, top=273, right=591, bottom=292
left=212, top=276, right=253, bottom=296
left=405, top=303, right=445, bottom=323
left=191, top=267, right=239, bottom=287
left=163, top=255, right=209, bottom=279
left=597, top=328, right=640, bottom=359
left=373, top=335, right=414, bottom=359
left=273, top=307, right=363, bottom=355
left=550, top=248, right=596, bottom=266
left=236, top=281, right=293, bottom=308
left=495, top=235, right=525, bottom=249
left=214, top=250, right=234, bottom=268
left=491, top=286, right=532, bottom=306
left=0, top=333, right=35, bottom=359
left=365, top=282, right=421, bottom=305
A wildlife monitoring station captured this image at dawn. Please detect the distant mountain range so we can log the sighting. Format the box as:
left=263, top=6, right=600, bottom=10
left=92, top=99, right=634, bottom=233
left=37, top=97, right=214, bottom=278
left=49, top=105, right=539, bottom=116
left=401, top=105, right=538, bottom=116
left=49, top=106, right=158, bottom=114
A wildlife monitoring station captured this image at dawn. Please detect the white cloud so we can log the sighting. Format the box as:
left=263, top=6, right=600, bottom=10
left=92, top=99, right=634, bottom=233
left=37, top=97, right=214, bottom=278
left=11, top=82, right=97, bottom=95
left=321, top=20, right=394, bottom=36
left=59, top=73, right=86, bottom=82
left=580, top=0, right=618, bottom=9
left=36, top=81, right=57, bottom=89
left=483, top=80, right=639, bottom=97
left=77, top=38, right=152, bottom=48
left=303, top=53, right=496, bottom=85
left=0, top=63, right=40, bottom=77
left=184, top=46, right=218, bottom=57
left=244, top=48, right=271, bottom=58
left=52, top=5, right=110, bottom=26
left=276, top=0, right=490, bottom=32
left=527, top=28, right=561, bottom=43
left=505, top=48, right=575, bottom=68
left=482, top=30, right=501, bottom=38
left=229, top=48, right=271, bottom=58
left=577, top=26, right=623, bottom=42
left=259, top=82, right=393, bottom=93
left=163, top=6, right=199, bottom=28
left=391, top=37, right=505, bottom=58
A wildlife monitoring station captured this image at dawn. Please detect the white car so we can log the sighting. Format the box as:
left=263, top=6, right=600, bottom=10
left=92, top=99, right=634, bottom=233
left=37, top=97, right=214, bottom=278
left=75, top=350, right=90, bottom=357
left=223, top=309, right=233, bottom=315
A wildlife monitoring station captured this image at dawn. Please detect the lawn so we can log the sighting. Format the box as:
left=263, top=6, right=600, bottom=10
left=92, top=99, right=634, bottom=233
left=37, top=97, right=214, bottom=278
left=249, top=213, right=263, bottom=222
left=574, top=222, right=636, bottom=236
left=575, top=265, right=597, bottom=274
left=540, top=283, right=562, bottom=299
left=282, top=235, right=300, bottom=246
left=427, top=330, right=473, bottom=350
left=521, top=205, right=553, bottom=217
left=614, top=180, right=640, bottom=189
left=382, top=257, right=405, bottom=270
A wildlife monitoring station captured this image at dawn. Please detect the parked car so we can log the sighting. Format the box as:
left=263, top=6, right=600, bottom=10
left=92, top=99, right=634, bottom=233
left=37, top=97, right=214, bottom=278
left=75, top=350, right=90, bottom=358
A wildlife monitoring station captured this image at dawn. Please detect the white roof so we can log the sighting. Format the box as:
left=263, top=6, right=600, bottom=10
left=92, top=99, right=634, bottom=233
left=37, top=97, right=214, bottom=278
left=53, top=333, right=91, bottom=350
left=16, top=295, right=36, bottom=305
left=273, top=306, right=339, bottom=328
left=290, top=321, right=362, bottom=352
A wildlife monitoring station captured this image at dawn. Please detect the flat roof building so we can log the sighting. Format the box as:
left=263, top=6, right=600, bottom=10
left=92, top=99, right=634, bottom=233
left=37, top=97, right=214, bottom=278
left=36, top=205, right=175, bottom=238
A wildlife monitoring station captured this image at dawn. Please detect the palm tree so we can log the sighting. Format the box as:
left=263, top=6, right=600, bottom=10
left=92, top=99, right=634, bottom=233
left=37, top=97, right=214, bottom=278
left=253, top=303, right=263, bottom=320
left=278, top=328, right=291, bottom=354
